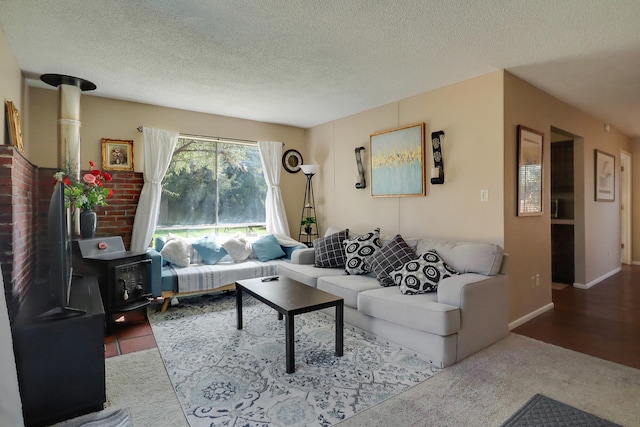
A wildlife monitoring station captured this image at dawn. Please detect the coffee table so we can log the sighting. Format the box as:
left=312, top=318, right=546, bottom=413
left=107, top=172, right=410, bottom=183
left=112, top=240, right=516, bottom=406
left=235, top=276, right=344, bottom=374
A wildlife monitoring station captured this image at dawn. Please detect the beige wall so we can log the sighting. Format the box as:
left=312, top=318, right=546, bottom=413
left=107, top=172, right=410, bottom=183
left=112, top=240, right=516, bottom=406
left=504, top=72, right=631, bottom=322
left=28, top=87, right=308, bottom=235
left=307, top=72, right=505, bottom=244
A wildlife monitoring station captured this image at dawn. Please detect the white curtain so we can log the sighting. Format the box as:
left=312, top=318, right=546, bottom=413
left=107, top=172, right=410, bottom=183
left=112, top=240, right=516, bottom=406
left=258, top=141, right=290, bottom=236
left=130, top=127, right=179, bottom=252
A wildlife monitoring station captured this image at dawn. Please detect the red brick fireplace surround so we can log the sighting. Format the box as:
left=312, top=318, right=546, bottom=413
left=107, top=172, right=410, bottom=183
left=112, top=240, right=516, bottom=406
left=0, top=146, right=143, bottom=318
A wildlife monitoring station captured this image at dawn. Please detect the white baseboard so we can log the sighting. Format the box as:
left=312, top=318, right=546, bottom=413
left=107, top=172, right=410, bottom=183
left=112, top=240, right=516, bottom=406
left=632, top=261, right=640, bottom=266
left=509, top=302, right=554, bottom=330
left=573, top=266, right=621, bottom=289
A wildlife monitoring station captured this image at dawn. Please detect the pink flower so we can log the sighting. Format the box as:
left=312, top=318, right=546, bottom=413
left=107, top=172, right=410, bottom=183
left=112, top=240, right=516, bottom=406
left=83, top=173, right=96, bottom=184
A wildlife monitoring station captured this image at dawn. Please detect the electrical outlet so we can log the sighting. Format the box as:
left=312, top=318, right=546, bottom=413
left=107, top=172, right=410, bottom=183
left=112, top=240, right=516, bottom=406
left=535, top=274, right=540, bottom=287
left=480, top=189, right=489, bottom=202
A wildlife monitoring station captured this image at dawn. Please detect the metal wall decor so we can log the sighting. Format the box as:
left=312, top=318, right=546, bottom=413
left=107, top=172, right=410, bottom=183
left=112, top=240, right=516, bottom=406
left=282, top=149, right=303, bottom=173
left=355, top=146, right=366, bottom=189
left=430, top=131, right=445, bottom=185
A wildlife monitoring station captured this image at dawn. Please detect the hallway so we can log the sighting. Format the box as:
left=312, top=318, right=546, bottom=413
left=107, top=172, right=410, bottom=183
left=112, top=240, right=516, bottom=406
left=513, top=264, right=640, bottom=369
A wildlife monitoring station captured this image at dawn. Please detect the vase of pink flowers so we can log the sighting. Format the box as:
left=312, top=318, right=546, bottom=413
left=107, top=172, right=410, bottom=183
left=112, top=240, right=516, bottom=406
left=54, top=161, right=114, bottom=238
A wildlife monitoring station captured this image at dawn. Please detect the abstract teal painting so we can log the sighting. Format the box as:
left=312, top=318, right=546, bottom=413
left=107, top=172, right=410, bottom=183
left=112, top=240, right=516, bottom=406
left=370, top=123, right=425, bottom=197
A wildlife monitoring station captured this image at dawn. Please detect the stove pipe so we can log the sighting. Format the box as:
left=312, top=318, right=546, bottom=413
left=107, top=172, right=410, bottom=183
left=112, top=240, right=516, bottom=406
left=40, top=74, right=96, bottom=236
left=40, top=74, right=96, bottom=180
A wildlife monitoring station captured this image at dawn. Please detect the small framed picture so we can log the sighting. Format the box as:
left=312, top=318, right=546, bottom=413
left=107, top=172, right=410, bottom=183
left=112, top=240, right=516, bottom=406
left=102, top=138, right=134, bottom=170
left=517, top=125, right=544, bottom=216
left=594, top=149, right=615, bottom=202
left=5, top=101, right=24, bottom=154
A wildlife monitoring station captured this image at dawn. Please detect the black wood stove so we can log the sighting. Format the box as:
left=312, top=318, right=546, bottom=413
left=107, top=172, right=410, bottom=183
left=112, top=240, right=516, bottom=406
left=73, top=236, right=151, bottom=332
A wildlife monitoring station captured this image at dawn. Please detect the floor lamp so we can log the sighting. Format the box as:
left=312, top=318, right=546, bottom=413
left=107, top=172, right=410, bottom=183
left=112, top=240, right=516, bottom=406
left=299, top=165, right=319, bottom=246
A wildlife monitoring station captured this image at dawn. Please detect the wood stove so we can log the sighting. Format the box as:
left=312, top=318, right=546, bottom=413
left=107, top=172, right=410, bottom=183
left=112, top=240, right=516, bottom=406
left=72, top=236, right=151, bottom=332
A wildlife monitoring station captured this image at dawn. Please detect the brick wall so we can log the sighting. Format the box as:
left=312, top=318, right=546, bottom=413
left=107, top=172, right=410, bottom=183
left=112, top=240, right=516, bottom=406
left=0, top=146, right=37, bottom=319
left=2, top=151, right=143, bottom=320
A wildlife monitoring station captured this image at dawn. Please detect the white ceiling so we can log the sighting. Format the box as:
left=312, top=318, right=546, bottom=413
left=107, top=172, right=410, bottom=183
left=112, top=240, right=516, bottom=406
left=1, top=0, right=639, bottom=136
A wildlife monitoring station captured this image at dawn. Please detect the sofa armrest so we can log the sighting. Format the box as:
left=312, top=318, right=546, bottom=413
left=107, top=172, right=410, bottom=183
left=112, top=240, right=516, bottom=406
left=291, top=247, right=315, bottom=264
left=146, top=248, right=163, bottom=297
left=437, top=272, right=509, bottom=362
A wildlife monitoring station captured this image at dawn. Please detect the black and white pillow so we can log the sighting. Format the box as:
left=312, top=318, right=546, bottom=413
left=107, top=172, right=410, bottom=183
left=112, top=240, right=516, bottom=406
left=343, top=228, right=381, bottom=275
left=314, top=229, right=349, bottom=268
left=395, top=250, right=459, bottom=295
left=365, top=234, right=416, bottom=286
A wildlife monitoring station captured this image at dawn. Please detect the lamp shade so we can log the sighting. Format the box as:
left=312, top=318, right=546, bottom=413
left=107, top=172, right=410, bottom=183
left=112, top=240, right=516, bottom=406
left=300, top=164, right=320, bottom=175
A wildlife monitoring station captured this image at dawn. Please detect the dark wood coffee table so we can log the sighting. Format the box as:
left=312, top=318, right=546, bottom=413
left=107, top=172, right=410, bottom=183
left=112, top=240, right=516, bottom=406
left=235, top=276, right=344, bottom=374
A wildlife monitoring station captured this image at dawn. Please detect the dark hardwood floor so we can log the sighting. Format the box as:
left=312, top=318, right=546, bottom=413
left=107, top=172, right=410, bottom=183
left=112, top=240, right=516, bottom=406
left=513, top=264, right=640, bottom=370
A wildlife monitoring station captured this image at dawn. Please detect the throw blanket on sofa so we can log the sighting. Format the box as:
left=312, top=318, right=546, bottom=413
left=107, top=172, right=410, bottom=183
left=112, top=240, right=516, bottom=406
left=167, top=260, right=282, bottom=294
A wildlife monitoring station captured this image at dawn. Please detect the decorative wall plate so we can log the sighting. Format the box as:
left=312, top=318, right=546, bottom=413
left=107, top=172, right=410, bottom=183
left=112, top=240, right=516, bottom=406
left=282, top=149, right=303, bottom=173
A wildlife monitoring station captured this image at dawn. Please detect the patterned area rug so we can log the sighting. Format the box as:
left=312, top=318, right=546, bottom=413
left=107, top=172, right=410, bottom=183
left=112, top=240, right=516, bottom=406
left=148, top=293, right=440, bottom=427
left=501, top=394, right=622, bottom=426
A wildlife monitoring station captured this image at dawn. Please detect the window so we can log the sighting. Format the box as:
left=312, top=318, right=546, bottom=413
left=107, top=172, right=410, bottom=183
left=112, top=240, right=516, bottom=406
left=155, top=137, right=267, bottom=239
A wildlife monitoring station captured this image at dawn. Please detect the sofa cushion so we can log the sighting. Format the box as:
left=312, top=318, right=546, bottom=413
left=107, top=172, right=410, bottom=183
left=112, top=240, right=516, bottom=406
left=365, top=234, right=416, bottom=287
left=415, top=239, right=503, bottom=276
left=160, top=234, right=192, bottom=267
left=192, top=234, right=228, bottom=265
left=316, top=275, right=380, bottom=309
left=343, top=228, right=381, bottom=275
left=222, top=236, right=253, bottom=263
left=358, top=287, right=460, bottom=336
left=394, top=250, right=459, bottom=294
left=277, top=262, right=345, bottom=287
left=252, top=234, right=286, bottom=261
left=314, top=229, right=349, bottom=268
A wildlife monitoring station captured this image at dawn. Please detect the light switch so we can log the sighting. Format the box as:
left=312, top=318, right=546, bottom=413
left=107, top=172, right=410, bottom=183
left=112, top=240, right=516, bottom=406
left=480, top=189, right=489, bottom=202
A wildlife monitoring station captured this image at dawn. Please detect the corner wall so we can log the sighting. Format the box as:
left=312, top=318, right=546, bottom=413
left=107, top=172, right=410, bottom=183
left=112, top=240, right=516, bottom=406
left=27, top=88, right=308, bottom=236
left=504, top=72, right=631, bottom=323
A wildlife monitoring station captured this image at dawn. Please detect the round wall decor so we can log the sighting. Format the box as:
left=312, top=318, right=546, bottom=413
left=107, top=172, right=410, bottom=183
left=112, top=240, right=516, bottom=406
left=282, top=149, right=303, bottom=173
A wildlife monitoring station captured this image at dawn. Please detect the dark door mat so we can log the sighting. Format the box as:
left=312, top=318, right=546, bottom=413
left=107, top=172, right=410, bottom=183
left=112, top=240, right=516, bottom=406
left=501, top=393, right=621, bottom=427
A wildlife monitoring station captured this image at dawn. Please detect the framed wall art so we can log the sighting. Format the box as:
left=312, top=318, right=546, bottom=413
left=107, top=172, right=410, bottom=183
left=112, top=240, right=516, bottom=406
left=5, top=101, right=24, bottom=153
left=102, top=138, right=134, bottom=171
left=517, top=125, right=544, bottom=216
left=594, top=149, right=615, bottom=202
left=370, top=123, right=425, bottom=197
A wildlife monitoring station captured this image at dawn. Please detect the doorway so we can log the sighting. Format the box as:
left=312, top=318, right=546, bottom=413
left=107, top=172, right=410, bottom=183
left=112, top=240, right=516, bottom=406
left=550, top=131, right=575, bottom=284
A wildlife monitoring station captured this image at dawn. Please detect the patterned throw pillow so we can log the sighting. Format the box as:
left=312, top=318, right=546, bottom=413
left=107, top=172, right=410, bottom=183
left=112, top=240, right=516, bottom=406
left=365, top=234, right=416, bottom=286
left=395, top=250, right=459, bottom=294
left=314, top=229, right=349, bottom=268
left=343, top=228, right=381, bottom=275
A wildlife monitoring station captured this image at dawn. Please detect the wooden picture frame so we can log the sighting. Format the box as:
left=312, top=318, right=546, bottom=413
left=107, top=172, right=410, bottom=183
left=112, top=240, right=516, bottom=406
left=594, top=149, right=615, bottom=202
left=5, top=101, right=24, bottom=153
left=102, top=138, right=134, bottom=171
left=370, top=123, right=425, bottom=197
left=517, top=125, right=544, bottom=216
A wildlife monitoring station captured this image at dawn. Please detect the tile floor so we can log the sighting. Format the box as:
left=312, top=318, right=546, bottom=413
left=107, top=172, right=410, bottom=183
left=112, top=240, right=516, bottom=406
left=104, top=308, right=157, bottom=358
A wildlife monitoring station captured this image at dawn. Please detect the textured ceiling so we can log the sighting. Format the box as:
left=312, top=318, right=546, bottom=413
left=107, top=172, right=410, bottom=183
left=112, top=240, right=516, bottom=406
left=1, top=0, right=639, bottom=136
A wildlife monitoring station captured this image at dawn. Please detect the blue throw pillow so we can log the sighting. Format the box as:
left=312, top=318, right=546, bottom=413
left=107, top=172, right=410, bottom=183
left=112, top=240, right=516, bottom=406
left=192, top=234, right=228, bottom=265
left=252, top=234, right=286, bottom=261
left=282, top=244, right=307, bottom=260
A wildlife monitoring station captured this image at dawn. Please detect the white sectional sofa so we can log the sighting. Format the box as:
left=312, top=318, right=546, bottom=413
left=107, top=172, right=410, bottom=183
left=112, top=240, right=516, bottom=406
left=277, top=231, right=509, bottom=368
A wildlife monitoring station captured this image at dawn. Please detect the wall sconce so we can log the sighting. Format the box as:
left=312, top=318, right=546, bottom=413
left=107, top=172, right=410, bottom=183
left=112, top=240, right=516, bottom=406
left=430, top=131, right=445, bottom=185
left=355, top=146, right=366, bottom=189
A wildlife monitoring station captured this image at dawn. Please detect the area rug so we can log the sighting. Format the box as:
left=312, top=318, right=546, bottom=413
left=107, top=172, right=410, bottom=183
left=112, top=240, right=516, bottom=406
left=501, top=393, right=622, bottom=427
left=148, top=293, right=440, bottom=427
left=51, top=408, right=131, bottom=427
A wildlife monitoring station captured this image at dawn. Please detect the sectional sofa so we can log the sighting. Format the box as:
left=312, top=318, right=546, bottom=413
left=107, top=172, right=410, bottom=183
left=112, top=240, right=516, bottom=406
left=277, top=229, right=509, bottom=368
